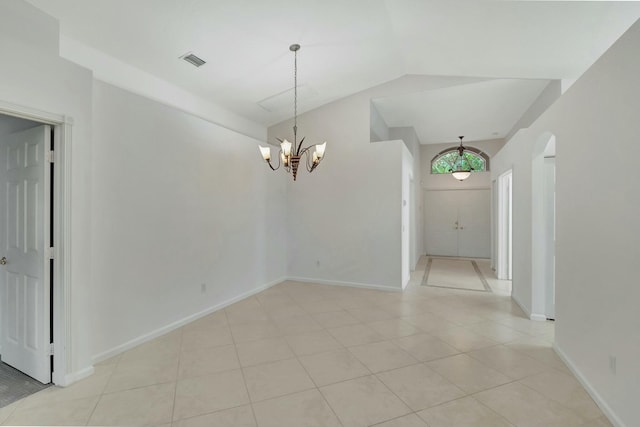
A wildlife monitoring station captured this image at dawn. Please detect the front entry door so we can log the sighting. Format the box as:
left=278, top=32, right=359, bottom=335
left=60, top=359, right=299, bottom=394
left=0, top=125, right=51, bottom=384
left=424, top=189, right=491, bottom=258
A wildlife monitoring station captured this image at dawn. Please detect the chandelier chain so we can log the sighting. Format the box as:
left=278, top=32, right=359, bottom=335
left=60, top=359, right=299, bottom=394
left=258, top=43, right=325, bottom=181
left=294, top=47, right=298, bottom=141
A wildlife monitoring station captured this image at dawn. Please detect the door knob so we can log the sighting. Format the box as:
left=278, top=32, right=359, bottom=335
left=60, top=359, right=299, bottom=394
left=0, top=257, right=6, bottom=265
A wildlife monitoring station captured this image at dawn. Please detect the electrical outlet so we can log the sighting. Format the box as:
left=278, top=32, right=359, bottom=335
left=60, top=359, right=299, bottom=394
left=609, top=355, right=616, bottom=374
left=200, top=283, right=207, bottom=293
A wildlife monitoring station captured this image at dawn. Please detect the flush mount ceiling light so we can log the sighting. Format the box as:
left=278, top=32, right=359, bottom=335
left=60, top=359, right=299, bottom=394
left=451, top=136, right=472, bottom=181
left=258, top=44, right=326, bottom=181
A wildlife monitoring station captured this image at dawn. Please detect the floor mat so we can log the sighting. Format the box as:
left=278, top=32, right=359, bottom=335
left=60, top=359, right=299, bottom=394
left=0, top=360, right=50, bottom=408
left=422, top=257, right=491, bottom=292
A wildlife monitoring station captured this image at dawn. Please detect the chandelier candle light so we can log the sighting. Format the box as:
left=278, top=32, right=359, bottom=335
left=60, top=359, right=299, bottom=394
left=258, top=44, right=327, bottom=181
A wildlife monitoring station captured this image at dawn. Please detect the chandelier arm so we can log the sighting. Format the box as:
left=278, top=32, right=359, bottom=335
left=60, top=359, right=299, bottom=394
left=298, top=145, right=313, bottom=156
left=306, top=147, right=322, bottom=173
left=296, top=136, right=305, bottom=156
left=268, top=150, right=282, bottom=171
left=307, top=150, right=320, bottom=173
left=303, top=149, right=313, bottom=172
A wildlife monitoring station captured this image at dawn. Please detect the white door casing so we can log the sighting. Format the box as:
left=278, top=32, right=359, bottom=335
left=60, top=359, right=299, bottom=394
left=497, top=170, right=513, bottom=280
left=0, top=125, right=51, bottom=384
left=544, top=158, right=556, bottom=319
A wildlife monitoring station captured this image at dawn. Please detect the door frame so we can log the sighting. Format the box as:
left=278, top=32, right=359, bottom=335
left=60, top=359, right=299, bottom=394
left=497, top=169, right=513, bottom=280
left=531, top=133, right=557, bottom=321
left=0, top=100, right=73, bottom=386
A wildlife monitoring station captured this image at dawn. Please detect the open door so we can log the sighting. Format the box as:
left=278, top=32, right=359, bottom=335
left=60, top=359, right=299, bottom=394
left=0, top=125, right=51, bottom=384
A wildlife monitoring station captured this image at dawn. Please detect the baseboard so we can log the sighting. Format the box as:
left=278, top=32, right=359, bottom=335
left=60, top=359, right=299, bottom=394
left=288, top=276, right=401, bottom=292
left=512, top=295, right=547, bottom=321
left=58, top=365, right=94, bottom=387
left=553, top=343, right=623, bottom=427
left=91, top=276, right=286, bottom=364
left=529, top=313, right=547, bottom=322
left=511, top=294, right=531, bottom=318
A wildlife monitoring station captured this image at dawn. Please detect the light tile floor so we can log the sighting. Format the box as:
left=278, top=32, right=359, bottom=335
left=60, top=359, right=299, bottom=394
left=0, top=257, right=611, bottom=426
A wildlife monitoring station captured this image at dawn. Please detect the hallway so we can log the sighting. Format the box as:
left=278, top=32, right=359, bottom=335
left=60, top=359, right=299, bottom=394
left=0, top=263, right=608, bottom=426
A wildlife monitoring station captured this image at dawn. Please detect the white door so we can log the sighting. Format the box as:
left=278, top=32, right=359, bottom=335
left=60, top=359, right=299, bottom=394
left=0, top=125, right=51, bottom=384
left=424, top=191, right=459, bottom=257
left=424, top=190, right=491, bottom=258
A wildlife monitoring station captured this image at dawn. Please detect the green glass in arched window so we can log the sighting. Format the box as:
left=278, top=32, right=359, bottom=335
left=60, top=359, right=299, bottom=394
left=431, top=148, right=488, bottom=174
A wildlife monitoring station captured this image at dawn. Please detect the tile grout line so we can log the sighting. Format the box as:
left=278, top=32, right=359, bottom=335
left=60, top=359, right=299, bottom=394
left=168, top=327, right=184, bottom=425
left=420, top=256, right=432, bottom=286
left=222, top=308, right=259, bottom=427
left=471, top=260, right=493, bottom=292
left=84, top=352, right=120, bottom=426
left=292, top=352, right=345, bottom=427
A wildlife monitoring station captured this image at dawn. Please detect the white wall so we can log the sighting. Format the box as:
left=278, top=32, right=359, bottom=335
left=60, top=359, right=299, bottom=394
left=390, top=127, right=424, bottom=269
left=1, top=0, right=282, bottom=378
left=0, top=0, right=94, bottom=379
left=505, top=80, right=561, bottom=141
left=370, top=103, right=390, bottom=142
left=491, top=20, right=640, bottom=427
left=268, top=77, right=470, bottom=291
left=90, top=82, right=287, bottom=359
left=270, top=90, right=404, bottom=291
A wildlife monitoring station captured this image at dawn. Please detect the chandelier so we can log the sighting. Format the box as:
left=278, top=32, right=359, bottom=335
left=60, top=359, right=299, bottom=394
left=258, top=44, right=327, bottom=181
left=451, top=136, right=472, bottom=181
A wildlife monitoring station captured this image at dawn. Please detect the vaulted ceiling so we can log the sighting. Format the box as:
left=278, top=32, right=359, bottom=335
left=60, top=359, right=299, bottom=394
left=25, top=0, right=640, bottom=141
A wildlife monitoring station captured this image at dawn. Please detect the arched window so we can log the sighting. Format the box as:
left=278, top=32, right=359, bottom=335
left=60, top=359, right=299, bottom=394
left=431, top=146, right=489, bottom=174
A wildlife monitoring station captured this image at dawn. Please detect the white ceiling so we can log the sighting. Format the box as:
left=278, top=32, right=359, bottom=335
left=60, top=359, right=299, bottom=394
left=373, top=78, right=551, bottom=144
left=25, top=0, right=640, bottom=132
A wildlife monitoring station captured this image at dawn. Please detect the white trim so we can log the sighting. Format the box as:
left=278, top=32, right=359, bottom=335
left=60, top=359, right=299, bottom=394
left=422, top=185, right=491, bottom=191
left=59, top=366, right=94, bottom=388
left=52, top=120, right=73, bottom=386
left=512, top=294, right=531, bottom=318
left=0, top=100, right=65, bottom=125
left=497, top=169, right=513, bottom=280
left=513, top=295, right=546, bottom=321
left=287, top=276, right=401, bottom=292
left=92, top=277, right=286, bottom=364
left=553, top=343, right=622, bottom=427
left=0, top=102, right=72, bottom=386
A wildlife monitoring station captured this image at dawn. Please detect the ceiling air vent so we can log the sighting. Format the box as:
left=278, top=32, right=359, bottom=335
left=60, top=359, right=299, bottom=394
left=180, top=52, right=206, bottom=68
